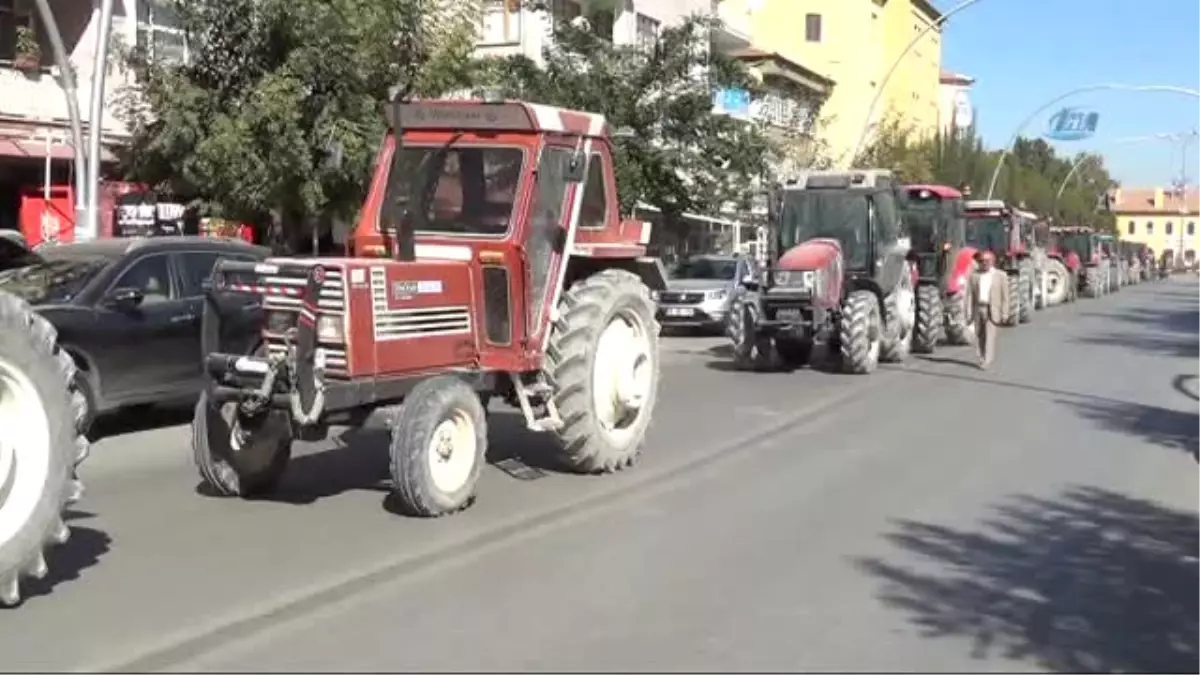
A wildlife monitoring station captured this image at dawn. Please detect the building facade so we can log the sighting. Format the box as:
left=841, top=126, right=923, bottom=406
left=1114, top=186, right=1199, bottom=265
left=741, top=0, right=943, bottom=165
left=938, top=70, right=975, bottom=134
left=0, top=0, right=179, bottom=233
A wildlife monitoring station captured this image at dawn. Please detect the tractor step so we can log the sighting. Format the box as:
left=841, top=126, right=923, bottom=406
left=510, top=373, right=563, bottom=431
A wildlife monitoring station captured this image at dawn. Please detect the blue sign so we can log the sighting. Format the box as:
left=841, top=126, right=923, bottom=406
left=713, top=88, right=751, bottom=120
left=1044, top=107, right=1101, bottom=141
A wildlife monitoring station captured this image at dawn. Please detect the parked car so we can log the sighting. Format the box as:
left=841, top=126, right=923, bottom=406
left=0, top=236, right=270, bottom=433
left=655, top=254, right=757, bottom=334
left=0, top=230, right=40, bottom=272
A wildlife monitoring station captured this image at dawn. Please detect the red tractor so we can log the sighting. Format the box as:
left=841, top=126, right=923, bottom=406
left=192, top=97, right=667, bottom=517
left=726, top=169, right=916, bottom=374
left=1038, top=220, right=1077, bottom=305
left=1052, top=225, right=1111, bottom=297
left=899, top=184, right=978, bottom=350
left=963, top=200, right=1039, bottom=325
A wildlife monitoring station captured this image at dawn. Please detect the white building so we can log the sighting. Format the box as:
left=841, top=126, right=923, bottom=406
left=938, top=70, right=975, bottom=134
left=476, top=0, right=715, bottom=64
left=0, top=0, right=180, bottom=231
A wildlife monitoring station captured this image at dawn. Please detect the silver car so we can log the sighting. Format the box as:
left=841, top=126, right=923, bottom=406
left=655, top=255, right=757, bottom=333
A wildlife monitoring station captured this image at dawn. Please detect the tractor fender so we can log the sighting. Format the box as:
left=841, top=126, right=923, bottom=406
left=777, top=238, right=843, bottom=308
left=563, top=255, right=667, bottom=293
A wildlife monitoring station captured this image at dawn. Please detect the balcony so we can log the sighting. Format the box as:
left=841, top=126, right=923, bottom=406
left=712, top=0, right=754, bottom=52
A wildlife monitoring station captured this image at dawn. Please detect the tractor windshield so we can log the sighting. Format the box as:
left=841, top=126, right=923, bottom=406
left=901, top=202, right=948, bottom=251
left=965, top=216, right=1008, bottom=252
left=778, top=189, right=870, bottom=269
left=1060, top=234, right=1093, bottom=259
left=382, top=142, right=526, bottom=237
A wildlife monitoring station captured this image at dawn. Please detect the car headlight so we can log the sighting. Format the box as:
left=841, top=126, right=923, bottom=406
left=316, top=314, right=344, bottom=342
left=708, top=288, right=728, bottom=301
left=650, top=290, right=660, bottom=301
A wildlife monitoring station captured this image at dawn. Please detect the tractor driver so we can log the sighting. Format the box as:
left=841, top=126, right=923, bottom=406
left=967, top=250, right=1010, bottom=370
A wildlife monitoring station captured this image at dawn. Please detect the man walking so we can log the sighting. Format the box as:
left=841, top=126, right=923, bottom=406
left=968, top=250, right=1010, bottom=369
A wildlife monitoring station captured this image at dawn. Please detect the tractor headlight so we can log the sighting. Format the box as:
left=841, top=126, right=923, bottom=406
left=316, top=314, right=345, bottom=342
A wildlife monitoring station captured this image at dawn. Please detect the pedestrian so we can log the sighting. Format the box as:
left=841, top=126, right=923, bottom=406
left=967, top=250, right=1009, bottom=370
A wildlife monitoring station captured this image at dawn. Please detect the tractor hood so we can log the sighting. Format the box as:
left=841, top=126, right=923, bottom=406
left=776, top=238, right=841, bottom=271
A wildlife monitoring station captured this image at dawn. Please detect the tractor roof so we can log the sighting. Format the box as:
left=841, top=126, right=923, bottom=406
left=904, top=184, right=962, bottom=200
left=964, top=199, right=1009, bottom=212
left=387, top=99, right=609, bottom=137
left=784, top=169, right=894, bottom=190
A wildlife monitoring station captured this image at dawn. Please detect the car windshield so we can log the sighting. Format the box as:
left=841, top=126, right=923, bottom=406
left=381, top=141, right=525, bottom=237
left=779, top=189, right=870, bottom=269
left=0, top=253, right=111, bottom=305
left=672, top=258, right=737, bottom=280
left=965, top=216, right=1009, bottom=251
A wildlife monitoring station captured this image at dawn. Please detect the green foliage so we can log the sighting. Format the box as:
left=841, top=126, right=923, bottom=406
left=115, top=0, right=478, bottom=247
left=856, top=115, right=1119, bottom=230
left=475, top=13, right=772, bottom=229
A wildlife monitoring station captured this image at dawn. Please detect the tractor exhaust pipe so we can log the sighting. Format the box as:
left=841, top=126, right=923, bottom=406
left=385, top=93, right=416, bottom=263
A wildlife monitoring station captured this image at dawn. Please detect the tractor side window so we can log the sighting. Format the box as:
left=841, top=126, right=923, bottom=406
left=872, top=190, right=900, bottom=245
left=578, top=152, right=610, bottom=229
left=382, top=144, right=526, bottom=238
left=526, top=146, right=573, bottom=328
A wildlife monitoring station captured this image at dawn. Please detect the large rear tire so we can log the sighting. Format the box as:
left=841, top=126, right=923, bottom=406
left=1084, top=267, right=1102, bottom=298
left=1005, top=274, right=1022, bottom=326
left=912, top=284, right=943, bottom=354
left=839, top=290, right=882, bottom=374
left=1045, top=260, right=1069, bottom=306
left=0, top=291, right=88, bottom=606
left=389, top=375, right=487, bottom=517
left=545, top=269, right=660, bottom=473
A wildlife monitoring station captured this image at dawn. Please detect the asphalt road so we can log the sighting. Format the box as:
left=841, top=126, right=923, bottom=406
left=1, top=277, right=1196, bottom=673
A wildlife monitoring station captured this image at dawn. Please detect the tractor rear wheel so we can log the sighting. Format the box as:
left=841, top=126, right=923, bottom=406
left=1018, top=273, right=1033, bottom=323
left=912, top=284, right=943, bottom=354
left=545, top=269, right=660, bottom=473
left=839, top=290, right=882, bottom=374
left=0, top=292, right=89, bottom=606
left=1045, top=260, right=1070, bottom=306
left=389, top=375, right=487, bottom=517
left=1003, top=274, right=1021, bottom=325
left=192, top=390, right=292, bottom=497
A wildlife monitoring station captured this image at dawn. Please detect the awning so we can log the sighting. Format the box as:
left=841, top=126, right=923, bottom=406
left=0, top=138, right=119, bottom=163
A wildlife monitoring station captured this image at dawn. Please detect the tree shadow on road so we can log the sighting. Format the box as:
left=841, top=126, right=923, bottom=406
left=7, top=510, right=111, bottom=606
left=1070, top=333, right=1199, bottom=359
left=854, top=486, right=1199, bottom=673
left=1173, top=374, right=1198, bottom=402
left=88, top=403, right=194, bottom=441
left=210, top=409, right=568, bottom=507
left=1078, top=304, right=1198, bottom=337
left=1057, top=397, right=1199, bottom=460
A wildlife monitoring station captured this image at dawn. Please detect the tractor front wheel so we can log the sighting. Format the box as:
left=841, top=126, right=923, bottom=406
left=839, top=290, right=882, bottom=374
left=1084, top=268, right=1102, bottom=298
left=1018, top=272, right=1033, bottom=324
left=913, top=284, right=943, bottom=353
left=192, top=390, right=293, bottom=497
left=545, top=269, right=660, bottom=473
left=389, top=375, right=488, bottom=517
left=943, top=292, right=973, bottom=345
left=1005, top=274, right=1022, bottom=326
left=728, top=294, right=777, bottom=371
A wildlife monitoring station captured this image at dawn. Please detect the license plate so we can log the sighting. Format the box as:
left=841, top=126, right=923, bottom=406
left=665, top=307, right=695, bottom=317
left=776, top=308, right=802, bottom=321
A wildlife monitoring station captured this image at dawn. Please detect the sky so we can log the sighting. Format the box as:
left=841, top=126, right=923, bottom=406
left=937, top=0, right=1200, bottom=188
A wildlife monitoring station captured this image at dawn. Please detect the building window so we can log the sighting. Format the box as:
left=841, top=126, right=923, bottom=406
left=1146, top=222, right=1154, bottom=235
left=1188, top=222, right=1196, bottom=235
left=552, top=0, right=582, bottom=24
left=1166, top=222, right=1174, bottom=235
left=805, top=13, right=821, bottom=42
left=635, top=13, right=659, bottom=53
left=1127, top=221, right=1136, bottom=235
left=552, top=0, right=611, bottom=41
left=480, top=0, right=521, bottom=44
left=137, top=0, right=187, bottom=66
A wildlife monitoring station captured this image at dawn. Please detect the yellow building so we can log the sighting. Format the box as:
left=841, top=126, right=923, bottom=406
left=729, top=0, right=943, bottom=165
left=1115, top=187, right=1200, bottom=263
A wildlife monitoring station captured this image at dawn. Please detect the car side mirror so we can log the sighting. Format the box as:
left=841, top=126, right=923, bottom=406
left=740, top=274, right=759, bottom=291
left=105, top=286, right=144, bottom=310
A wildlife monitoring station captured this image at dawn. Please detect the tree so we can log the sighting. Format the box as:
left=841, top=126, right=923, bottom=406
left=474, top=13, right=772, bottom=235
left=114, top=0, right=478, bottom=251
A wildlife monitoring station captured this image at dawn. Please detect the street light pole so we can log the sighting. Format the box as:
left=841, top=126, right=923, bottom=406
left=847, top=0, right=986, bottom=167
left=30, top=0, right=87, bottom=231
left=985, top=84, right=1200, bottom=201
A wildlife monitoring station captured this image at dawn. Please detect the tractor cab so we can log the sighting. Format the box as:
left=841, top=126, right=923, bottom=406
left=766, top=169, right=904, bottom=304
left=1056, top=226, right=1101, bottom=265
left=963, top=200, right=1025, bottom=266
left=899, top=184, right=969, bottom=289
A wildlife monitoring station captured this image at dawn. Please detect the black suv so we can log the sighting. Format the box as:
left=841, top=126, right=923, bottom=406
left=0, top=236, right=269, bottom=432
